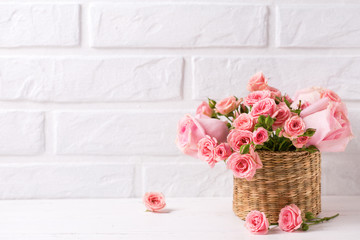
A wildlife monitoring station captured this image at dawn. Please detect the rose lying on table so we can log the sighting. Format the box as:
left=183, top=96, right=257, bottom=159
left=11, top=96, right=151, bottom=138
left=245, top=204, right=339, bottom=234
left=176, top=72, right=353, bottom=180
left=143, top=192, right=166, bottom=212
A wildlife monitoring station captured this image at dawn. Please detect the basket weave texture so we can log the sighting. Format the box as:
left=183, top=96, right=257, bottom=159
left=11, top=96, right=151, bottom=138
left=233, top=150, right=321, bottom=224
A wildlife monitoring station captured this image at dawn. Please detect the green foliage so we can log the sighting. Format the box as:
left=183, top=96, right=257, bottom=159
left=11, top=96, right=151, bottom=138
left=239, top=144, right=251, bottom=154
left=302, top=128, right=316, bottom=137
left=208, top=98, right=216, bottom=109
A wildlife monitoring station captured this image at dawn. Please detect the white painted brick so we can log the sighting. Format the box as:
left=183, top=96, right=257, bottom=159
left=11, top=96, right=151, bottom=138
left=322, top=154, right=360, bottom=195
left=0, top=163, right=135, bottom=198
left=344, top=107, right=360, bottom=154
left=55, top=111, right=186, bottom=155
left=143, top=163, right=232, bottom=197
left=277, top=5, right=360, bottom=48
left=89, top=3, right=268, bottom=47
left=192, top=57, right=360, bottom=100
left=0, top=57, right=183, bottom=102
left=0, top=4, right=79, bottom=47
left=0, top=111, right=44, bottom=155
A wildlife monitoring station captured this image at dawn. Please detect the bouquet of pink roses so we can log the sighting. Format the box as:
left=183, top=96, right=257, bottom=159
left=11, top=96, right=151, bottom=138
left=176, top=72, right=353, bottom=180
left=176, top=72, right=353, bottom=234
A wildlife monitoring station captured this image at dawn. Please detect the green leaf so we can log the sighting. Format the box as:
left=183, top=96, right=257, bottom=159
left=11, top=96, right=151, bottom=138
left=239, top=144, right=250, bottom=154
left=291, top=109, right=301, bottom=116
left=301, top=223, right=309, bottom=231
left=304, top=145, right=319, bottom=153
left=275, top=127, right=282, bottom=136
left=226, top=122, right=232, bottom=129
left=254, top=123, right=263, bottom=130
left=208, top=98, right=216, bottom=109
left=302, top=128, right=316, bottom=137
left=284, top=98, right=291, bottom=108
left=258, top=115, right=265, bottom=125
left=265, top=116, right=275, bottom=129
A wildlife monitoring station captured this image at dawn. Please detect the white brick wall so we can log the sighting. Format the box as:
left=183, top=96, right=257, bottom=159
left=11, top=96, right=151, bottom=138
left=0, top=0, right=359, bottom=199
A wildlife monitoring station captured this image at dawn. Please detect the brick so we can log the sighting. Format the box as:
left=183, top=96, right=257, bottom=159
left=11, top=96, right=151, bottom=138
left=89, top=3, right=268, bottom=47
left=0, top=163, right=135, bottom=198
left=277, top=5, right=360, bottom=47
left=192, top=57, right=360, bottom=100
left=0, top=4, right=79, bottom=47
left=143, top=163, right=232, bottom=197
left=55, top=111, right=187, bottom=155
left=0, top=111, right=44, bottom=155
left=0, top=57, right=183, bottom=101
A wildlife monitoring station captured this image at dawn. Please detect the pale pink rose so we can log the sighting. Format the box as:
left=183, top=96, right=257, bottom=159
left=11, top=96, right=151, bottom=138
left=292, top=87, right=324, bottom=107
left=227, top=129, right=253, bottom=152
left=272, top=102, right=291, bottom=129
left=143, top=192, right=166, bottom=212
left=233, top=114, right=254, bottom=131
left=283, top=116, right=306, bottom=139
left=278, top=204, right=303, bottom=232
left=196, top=101, right=213, bottom=117
left=247, top=72, right=267, bottom=92
left=215, top=96, right=240, bottom=115
left=226, top=152, right=262, bottom=180
left=197, top=136, right=218, bottom=168
left=214, top=143, right=232, bottom=161
left=176, top=115, right=229, bottom=157
left=244, top=90, right=271, bottom=106
left=320, top=89, right=341, bottom=102
left=301, top=98, right=353, bottom=152
left=266, top=86, right=282, bottom=98
left=292, top=136, right=310, bottom=148
left=245, top=210, right=269, bottom=235
left=253, top=127, right=269, bottom=145
left=250, top=98, right=277, bottom=119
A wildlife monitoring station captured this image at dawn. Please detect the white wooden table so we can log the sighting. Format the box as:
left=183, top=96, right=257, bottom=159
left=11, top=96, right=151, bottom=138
left=0, top=196, right=358, bottom=239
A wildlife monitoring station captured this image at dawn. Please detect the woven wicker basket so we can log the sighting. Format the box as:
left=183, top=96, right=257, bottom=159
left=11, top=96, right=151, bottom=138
left=233, top=150, right=321, bottom=224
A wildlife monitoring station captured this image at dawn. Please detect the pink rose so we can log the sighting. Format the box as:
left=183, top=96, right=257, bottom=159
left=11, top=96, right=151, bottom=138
left=278, top=204, right=303, bottom=232
left=196, top=101, right=213, bottom=117
left=266, top=86, right=282, bottom=98
left=176, top=115, right=229, bottom=157
left=320, top=89, right=341, bottom=102
left=283, top=116, right=306, bottom=139
left=214, top=143, right=232, bottom=161
left=143, top=192, right=166, bottom=212
left=227, top=129, right=253, bottom=152
left=250, top=98, right=277, bottom=119
left=245, top=210, right=269, bottom=235
left=226, top=152, right=262, bottom=180
left=253, top=127, right=269, bottom=145
left=215, top=96, right=240, bottom=115
left=233, top=114, right=254, bottom=131
left=272, top=102, right=291, bottom=129
left=198, top=136, right=218, bottom=168
left=292, top=136, right=310, bottom=148
left=301, top=98, right=353, bottom=152
left=247, top=72, right=267, bottom=92
left=244, top=90, right=271, bottom=106
left=292, top=87, right=323, bottom=107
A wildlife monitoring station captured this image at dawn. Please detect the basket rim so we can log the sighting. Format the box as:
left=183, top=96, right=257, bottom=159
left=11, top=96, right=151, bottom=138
left=255, top=150, right=320, bottom=156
